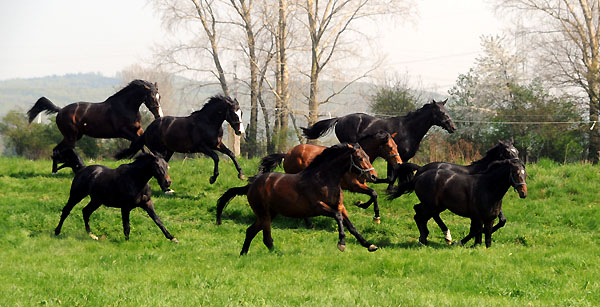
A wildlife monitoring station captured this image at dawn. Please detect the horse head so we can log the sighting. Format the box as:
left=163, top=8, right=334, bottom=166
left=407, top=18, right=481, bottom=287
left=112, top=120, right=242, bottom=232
left=140, top=153, right=171, bottom=189
left=348, top=144, right=378, bottom=183
left=224, top=97, right=245, bottom=135
left=508, top=159, right=527, bottom=198
left=498, top=138, right=519, bottom=160
left=360, top=131, right=402, bottom=165
left=429, top=99, right=457, bottom=133
left=142, top=81, right=163, bottom=119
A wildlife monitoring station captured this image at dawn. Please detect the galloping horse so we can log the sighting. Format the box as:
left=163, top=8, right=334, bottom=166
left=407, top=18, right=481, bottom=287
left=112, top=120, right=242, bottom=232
left=389, top=158, right=527, bottom=247
left=257, top=131, right=402, bottom=223
left=302, top=99, right=456, bottom=189
left=216, top=144, right=379, bottom=255
left=392, top=140, right=520, bottom=243
left=115, top=95, right=245, bottom=191
left=54, top=153, right=177, bottom=242
left=27, top=80, right=163, bottom=173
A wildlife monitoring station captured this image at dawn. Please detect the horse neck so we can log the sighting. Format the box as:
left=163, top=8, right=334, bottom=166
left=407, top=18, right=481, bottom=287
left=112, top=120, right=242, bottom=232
left=393, top=109, right=433, bottom=158
left=108, top=86, right=145, bottom=111
left=302, top=154, right=350, bottom=186
left=192, top=104, right=227, bottom=128
left=469, top=151, right=497, bottom=172
left=121, top=161, right=154, bottom=189
left=478, top=164, right=512, bottom=201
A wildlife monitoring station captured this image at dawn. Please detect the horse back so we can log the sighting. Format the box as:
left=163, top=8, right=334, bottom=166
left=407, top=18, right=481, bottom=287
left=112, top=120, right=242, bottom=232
left=413, top=169, right=474, bottom=217
left=56, top=102, right=117, bottom=137
left=334, top=113, right=381, bottom=143
left=248, top=172, right=327, bottom=219
left=283, top=144, right=326, bottom=173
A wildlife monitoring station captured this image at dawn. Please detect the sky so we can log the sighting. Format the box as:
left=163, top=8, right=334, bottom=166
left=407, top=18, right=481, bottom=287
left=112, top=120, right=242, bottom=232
left=0, top=0, right=506, bottom=93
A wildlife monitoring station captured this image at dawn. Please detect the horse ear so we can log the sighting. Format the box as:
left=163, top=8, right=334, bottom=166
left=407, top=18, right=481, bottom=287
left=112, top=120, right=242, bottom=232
left=391, top=132, right=398, bottom=138
left=441, top=98, right=448, bottom=105
left=347, top=143, right=354, bottom=149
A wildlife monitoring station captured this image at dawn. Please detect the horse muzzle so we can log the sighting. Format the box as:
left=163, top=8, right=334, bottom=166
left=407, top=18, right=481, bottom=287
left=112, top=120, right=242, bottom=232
left=517, top=184, right=527, bottom=198
left=365, top=173, right=377, bottom=183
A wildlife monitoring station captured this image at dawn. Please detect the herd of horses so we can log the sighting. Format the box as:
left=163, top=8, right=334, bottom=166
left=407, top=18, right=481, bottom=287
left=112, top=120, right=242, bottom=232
left=27, top=80, right=528, bottom=255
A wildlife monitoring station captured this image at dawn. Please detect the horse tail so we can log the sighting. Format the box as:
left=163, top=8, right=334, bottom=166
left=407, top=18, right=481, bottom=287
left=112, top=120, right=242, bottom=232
left=114, top=134, right=146, bottom=160
left=257, top=153, right=285, bottom=175
left=301, top=118, right=339, bottom=139
left=216, top=185, right=250, bottom=225
left=27, top=97, right=61, bottom=123
left=387, top=163, right=421, bottom=199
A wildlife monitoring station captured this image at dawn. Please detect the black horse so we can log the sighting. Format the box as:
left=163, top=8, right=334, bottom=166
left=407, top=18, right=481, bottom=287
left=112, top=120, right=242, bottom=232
left=27, top=80, right=164, bottom=173
left=54, top=153, right=177, bottom=242
left=302, top=99, right=457, bottom=188
left=392, top=139, right=520, bottom=243
left=115, top=95, right=245, bottom=191
left=389, top=158, right=527, bottom=247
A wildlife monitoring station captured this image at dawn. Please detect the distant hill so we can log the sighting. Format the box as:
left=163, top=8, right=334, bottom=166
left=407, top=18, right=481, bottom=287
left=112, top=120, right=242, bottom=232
left=0, top=73, right=122, bottom=116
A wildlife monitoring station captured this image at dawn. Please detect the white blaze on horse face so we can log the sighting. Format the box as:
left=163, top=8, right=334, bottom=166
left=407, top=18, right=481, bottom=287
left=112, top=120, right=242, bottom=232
left=158, top=106, right=164, bottom=117
left=235, top=109, right=245, bottom=134
left=511, top=148, right=517, bottom=153
left=521, top=169, right=525, bottom=175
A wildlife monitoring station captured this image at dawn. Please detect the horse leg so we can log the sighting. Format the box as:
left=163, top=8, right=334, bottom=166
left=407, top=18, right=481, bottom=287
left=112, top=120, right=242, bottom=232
left=205, top=150, right=220, bottom=184
left=351, top=182, right=380, bottom=223
left=164, top=151, right=174, bottom=162
left=340, top=208, right=378, bottom=252
left=413, top=203, right=431, bottom=245
left=241, top=220, right=262, bottom=255
left=484, top=220, right=495, bottom=248
left=303, top=218, right=314, bottom=229
left=491, top=209, right=506, bottom=234
left=332, top=211, right=347, bottom=252
left=459, top=219, right=483, bottom=246
left=262, top=218, right=274, bottom=251
left=121, top=208, right=131, bottom=241
left=385, top=162, right=396, bottom=191
left=143, top=201, right=177, bottom=242
left=82, top=200, right=102, bottom=240
left=432, top=214, right=452, bottom=244
left=54, top=193, right=85, bottom=236
left=216, top=143, right=245, bottom=180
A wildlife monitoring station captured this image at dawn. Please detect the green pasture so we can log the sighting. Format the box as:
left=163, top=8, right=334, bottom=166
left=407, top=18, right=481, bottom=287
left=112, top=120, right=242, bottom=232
left=0, top=156, right=599, bottom=306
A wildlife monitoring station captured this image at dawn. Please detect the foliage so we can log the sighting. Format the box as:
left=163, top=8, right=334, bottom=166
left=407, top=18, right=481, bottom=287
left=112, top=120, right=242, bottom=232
left=0, top=157, right=599, bottom=305
left=0, top=111, right=61, bottom=159
left=369, top=81, right=418, bottom=116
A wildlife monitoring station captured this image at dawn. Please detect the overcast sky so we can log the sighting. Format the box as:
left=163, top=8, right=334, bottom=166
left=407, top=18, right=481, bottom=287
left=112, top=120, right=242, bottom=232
left=0, top=0, right=505, bottom=93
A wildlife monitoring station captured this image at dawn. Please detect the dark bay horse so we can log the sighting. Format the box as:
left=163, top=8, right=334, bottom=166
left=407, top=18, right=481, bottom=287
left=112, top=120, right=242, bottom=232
left=392, top=140, right=520, bottom=243
left=216, top=144, right=379, bottom=255
left=302, top=99, right=457, bottom=189
left=115, top=95, right=245, bottom=191
left=389, top=159, right=527, bottom=247
left=54, top=153, right=177, bottom=242
left=27, top=80, right=164, bottom=173
left=257, top=131, right=402, bottom=223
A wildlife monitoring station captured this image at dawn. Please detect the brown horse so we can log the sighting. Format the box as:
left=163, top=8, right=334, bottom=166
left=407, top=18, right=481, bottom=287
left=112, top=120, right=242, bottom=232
left=257, top=131, right=402, bottom=223
left=216, top=143, right=379, bottom=255
left=27, top=80, right=163, bottom=173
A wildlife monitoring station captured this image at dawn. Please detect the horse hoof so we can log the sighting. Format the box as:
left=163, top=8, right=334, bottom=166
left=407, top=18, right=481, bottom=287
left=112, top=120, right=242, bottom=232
left=89, top=233, right=99, bottom=240
left=445, top=238, right=453, bottom=245
left=368, top=244, right=378, bottom=252
left=239, top=174, right=246, bottom=180
left=373, top=217, right=381, bottom=224
left=209, top=177, right=217, bottom=184
left=164, top=189, right=175, bottom=195
left=419, top=239, right=428, bottom=246
left=337, top=243, right=346, bottom=252
left=171, top=238, right=179, bottom=243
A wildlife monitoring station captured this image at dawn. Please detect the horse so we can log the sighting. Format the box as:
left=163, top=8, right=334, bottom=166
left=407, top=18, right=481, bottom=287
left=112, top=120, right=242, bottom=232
left=257, top=131, right=402, bottom=224
left=27, top=80, right=164, bottom=173
left=216, top=143, right=379, bottom=255
left=115, top=95, right=245, bottom=191
left=54, top=153, right=177, bottom=242
left=301, top=99, right=457, bottom=189
left=389, top=158, right=527, bottom=247
left=392, top=139, right=520, bottom=243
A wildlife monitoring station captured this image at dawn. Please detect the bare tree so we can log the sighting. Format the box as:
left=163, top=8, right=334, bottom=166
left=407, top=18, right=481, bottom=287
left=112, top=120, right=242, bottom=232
left=298, top=0, right=413, bottom=129
left=496, top=0, right=600, bottom=161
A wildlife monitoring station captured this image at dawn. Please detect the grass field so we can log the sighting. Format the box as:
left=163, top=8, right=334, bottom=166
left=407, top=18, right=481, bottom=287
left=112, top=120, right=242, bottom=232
left=0, top=156, right=599, bottom=306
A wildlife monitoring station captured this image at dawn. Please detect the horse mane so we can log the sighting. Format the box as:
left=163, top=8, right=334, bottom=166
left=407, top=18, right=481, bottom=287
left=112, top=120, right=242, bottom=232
left=107, top=80, right=156, bottom=101
left=469, top=141, right=516, bottom=168
left=388, top=100, right=437, bottom=119
left=485, top=158, right=523, bottom=173
left=302, top=143, right=355, bottom=176
left=191, top=94, right=237, bottom=116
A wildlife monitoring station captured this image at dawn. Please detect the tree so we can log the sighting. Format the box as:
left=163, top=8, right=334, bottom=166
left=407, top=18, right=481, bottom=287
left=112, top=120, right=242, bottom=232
left=369, top=79, right=418, bottom=116
left=495, top=0, right=600, bottom=162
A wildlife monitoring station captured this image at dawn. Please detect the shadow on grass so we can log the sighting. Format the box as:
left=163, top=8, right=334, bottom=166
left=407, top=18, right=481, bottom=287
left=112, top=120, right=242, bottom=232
left=6, top=171, right=74, bottom=179
left=217, top=208, right=337, bottom=232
